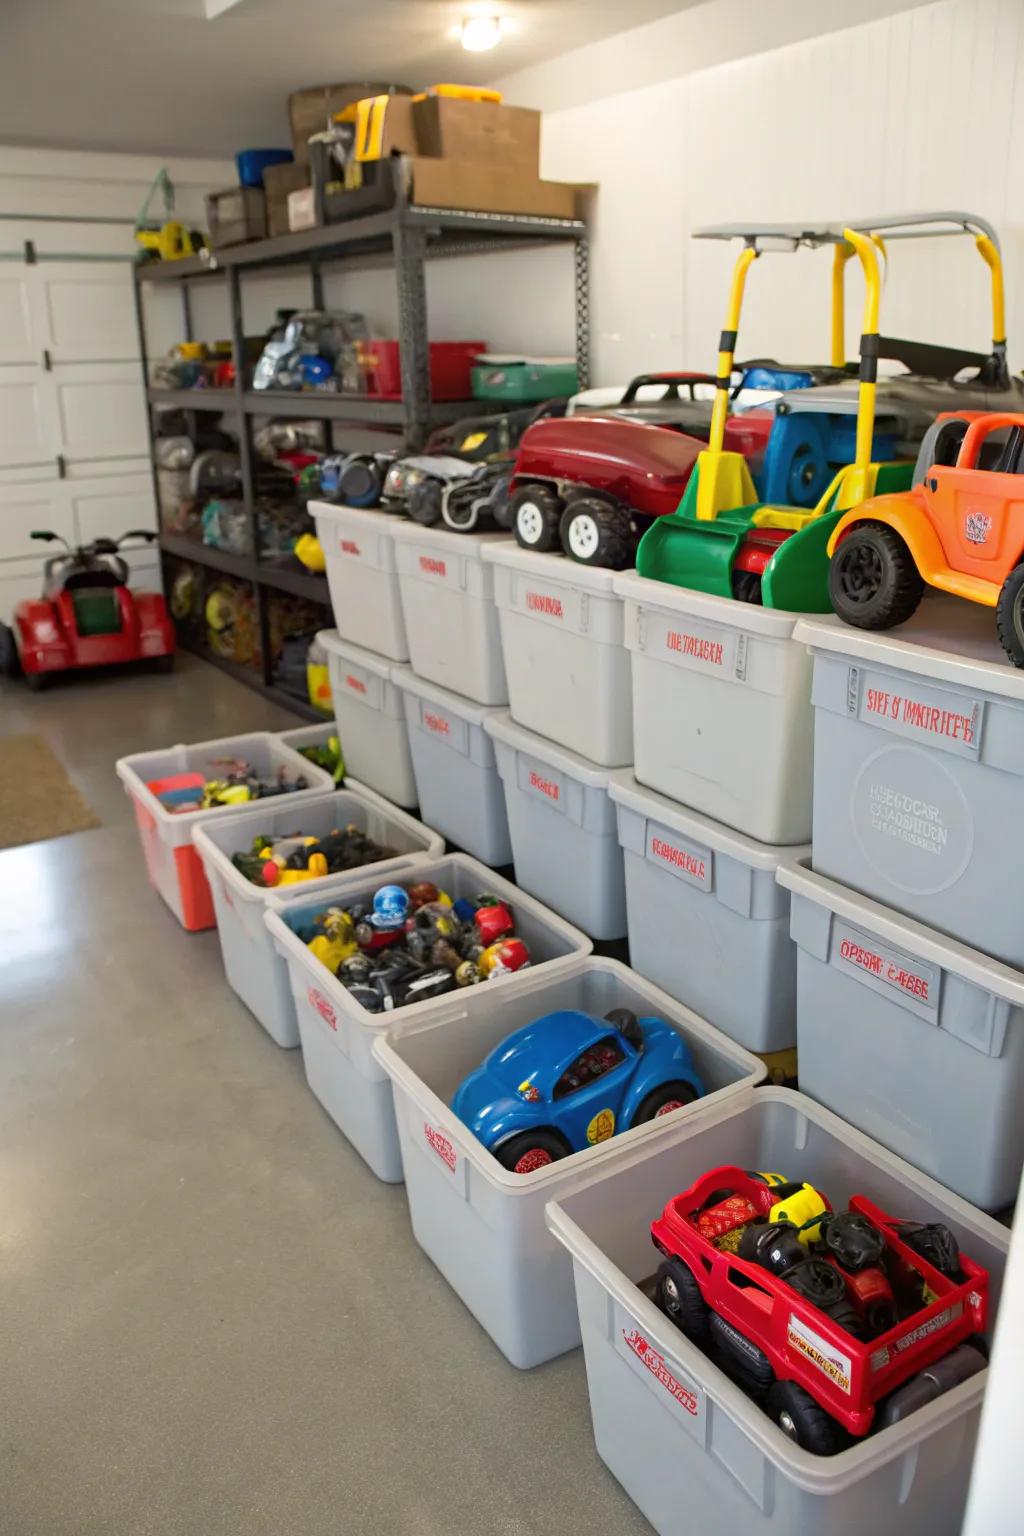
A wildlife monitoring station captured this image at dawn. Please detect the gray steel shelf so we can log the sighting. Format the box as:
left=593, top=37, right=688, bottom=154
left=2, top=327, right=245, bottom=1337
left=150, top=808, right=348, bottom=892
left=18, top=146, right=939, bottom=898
left=159, top=532, right=331, bottom=605
left=242, top=390, right=512, bottom=426
left=148, top=387, right=238, bottom=412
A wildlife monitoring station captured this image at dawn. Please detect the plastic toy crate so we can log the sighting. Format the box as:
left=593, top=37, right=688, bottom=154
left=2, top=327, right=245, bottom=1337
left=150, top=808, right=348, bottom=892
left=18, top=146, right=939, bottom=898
left=192, top=787, right=443, bottom=1048
left=389, top=523, right=509, bottom=705
left=794, top=606, right=1024, bottom=967
left=372, top=957, right=763, bottom=1368
left=359, top=339, right=485, bottom=401
left=484, top=543, right=634, bottom=766
left=115, top=732, right=334, bottom=931
left=263, top=854, right=591, bottom=1182
left=470, top=357, right=578, bottom=402
left=275, top=721, right=338, bottom=762
left=485, top=712, right=627, bottom=940
left=610, top=771, right=808, bottom=1054
left=391, top=668, right=511, bottom=865
left=780, top=859, right=1024, bottom=1211
left=311, top=500, right=408, bottom=661
left=545, top=1087, right=1010, bottom=1536
left=319, top=631, right=417, bottom=808
left=614, top=573, right=814, bottom=845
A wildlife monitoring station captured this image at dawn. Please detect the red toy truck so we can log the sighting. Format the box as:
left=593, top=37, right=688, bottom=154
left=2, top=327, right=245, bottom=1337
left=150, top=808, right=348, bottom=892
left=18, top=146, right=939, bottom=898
left=651, top=1167, right=988, bottom=1454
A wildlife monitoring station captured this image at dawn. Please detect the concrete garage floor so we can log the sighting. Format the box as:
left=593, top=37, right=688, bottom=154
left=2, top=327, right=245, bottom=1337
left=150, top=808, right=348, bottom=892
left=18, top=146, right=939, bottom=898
left=0, top=654, right=652, bottom=1536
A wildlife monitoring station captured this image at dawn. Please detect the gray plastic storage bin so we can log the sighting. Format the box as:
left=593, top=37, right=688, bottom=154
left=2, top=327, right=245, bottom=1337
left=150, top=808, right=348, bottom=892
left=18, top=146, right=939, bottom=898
left=780, top=859, right=1024, bottom=1211
left=485, top=712, right=627, bottom=940
left=312, top=499, right=408, bottom=660
left=484, top=543, right=634, bottom=766
left=276, top=722, right=337, bottom=758
left=263, top=855, right=591, bottom=1181
left=372, top=958, right=764, bottom=1368
left=545, top=1088, right=1010, bottom=1536
left=794, top=606, right=1024, bottom=967
left=192, top=787, right=443, bottom=1048
left=390, top=522, right=509, bottom=705
left=391, top=668, right=512, bottom=865
left=615, top=572, right=814, bottom=844
left=610, top=771, right=808, bottom=1054
left=319, top=629, right=418, bottom=808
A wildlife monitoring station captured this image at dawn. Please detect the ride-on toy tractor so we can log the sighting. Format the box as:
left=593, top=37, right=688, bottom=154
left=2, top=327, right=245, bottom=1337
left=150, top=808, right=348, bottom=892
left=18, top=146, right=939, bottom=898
left=828, top=409, right=1024, bottom=665
left=0, top=530, right=175, bottom=688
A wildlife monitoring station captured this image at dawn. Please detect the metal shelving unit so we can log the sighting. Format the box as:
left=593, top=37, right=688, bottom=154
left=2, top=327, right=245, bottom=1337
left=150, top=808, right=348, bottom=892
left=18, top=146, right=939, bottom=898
left=133, top=156, right=589, bottom=710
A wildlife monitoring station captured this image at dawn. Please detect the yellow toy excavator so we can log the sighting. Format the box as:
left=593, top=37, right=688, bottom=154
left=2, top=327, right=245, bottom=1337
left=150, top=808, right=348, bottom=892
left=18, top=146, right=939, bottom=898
left=134, top=168, right=206, bottom=263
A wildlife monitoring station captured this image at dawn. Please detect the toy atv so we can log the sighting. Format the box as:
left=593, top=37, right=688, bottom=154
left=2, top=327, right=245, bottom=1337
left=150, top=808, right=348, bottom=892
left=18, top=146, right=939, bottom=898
left=828, top=409, right=1024, bottom=664
left=0, top=529, right=174, bottom=688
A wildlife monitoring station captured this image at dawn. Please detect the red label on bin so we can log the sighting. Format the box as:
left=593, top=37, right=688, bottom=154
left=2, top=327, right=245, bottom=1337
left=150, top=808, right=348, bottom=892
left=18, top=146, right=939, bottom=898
left=423, top=711, right=450, bottom=736
left=339, top=539, right=360, bottom=556
left=419, top=556, right=447, bottom=577
left=424, top=1121, right=457, bottom=1171
left=526, top=592, right=563, bottom=618
left=528, top=770, right=560, bottom=801
left=307, top=986, right=337, bottom=1030
left=837, top=938, right=932, bottom=1002
left=863, top=686, right=976, bottom=746
left=666, top=629, right=725, bottom=666
left=345, top=674, right=367, bottom=695
left=622, top=1330, right=699, bottom=1415
left=650, top=836, right=707, bottom=882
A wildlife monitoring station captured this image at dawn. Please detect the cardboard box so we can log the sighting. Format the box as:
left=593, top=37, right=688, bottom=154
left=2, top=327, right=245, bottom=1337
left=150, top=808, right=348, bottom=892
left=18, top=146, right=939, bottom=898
left=413, top=97, right=540, bottom=173
left=288, top=82, right=412, bottom=164
left=288, top=186, right=317, bottom=232
left=206, top=186, right=266, bottom=249
left=408, top=158, right=584, bottom=220
left=263, top=162, right=310, bottom=237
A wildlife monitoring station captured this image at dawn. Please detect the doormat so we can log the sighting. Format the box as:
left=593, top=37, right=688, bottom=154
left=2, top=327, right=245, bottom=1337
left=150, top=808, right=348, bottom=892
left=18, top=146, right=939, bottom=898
left=0, top=734, right=100, bottom=850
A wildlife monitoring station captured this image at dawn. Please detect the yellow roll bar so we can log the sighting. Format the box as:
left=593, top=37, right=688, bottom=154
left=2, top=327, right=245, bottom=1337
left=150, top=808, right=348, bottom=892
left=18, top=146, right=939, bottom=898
left=708, top=244, right=758, bottom=454
left=975, top=232, right=1007, bottom=347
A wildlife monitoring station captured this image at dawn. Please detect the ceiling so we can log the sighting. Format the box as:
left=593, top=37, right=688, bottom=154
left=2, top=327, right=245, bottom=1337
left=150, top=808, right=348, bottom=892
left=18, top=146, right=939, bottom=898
left=0, top=0, right=702, bottom=157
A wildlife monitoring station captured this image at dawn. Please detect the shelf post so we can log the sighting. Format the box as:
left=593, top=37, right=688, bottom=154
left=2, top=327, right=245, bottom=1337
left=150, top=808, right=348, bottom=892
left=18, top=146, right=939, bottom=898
left=228, top=265, right=272, bottom=685
left=392, top=200, right=431, bottom=449
left=574, top=232, right=591, bottom=390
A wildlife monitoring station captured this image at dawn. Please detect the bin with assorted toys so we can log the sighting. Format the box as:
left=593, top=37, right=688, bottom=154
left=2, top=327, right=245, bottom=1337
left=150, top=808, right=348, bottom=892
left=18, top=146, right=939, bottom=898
left=319, top=632, right=418, bottom=807
left=263, top=855, right=591, bottom=1181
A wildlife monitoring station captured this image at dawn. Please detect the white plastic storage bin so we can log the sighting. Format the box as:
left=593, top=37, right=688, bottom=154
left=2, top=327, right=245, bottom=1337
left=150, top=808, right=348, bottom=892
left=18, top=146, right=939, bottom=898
left=276, top=722, right=337, bottom=758
left=319, top=630, right=417, bottom=808
left=485, top=712, right=627, bottom=940
left=263, top=855, right=591, bottom=1182
left=389, top=522, right=509, bottom=704
left=391, top=668, right=512, bottom=865
left=610, top=771, right=808, bottom=1054
left=615, top=572, right=814, bottom=844
left=373, top=958, right=763, bottom=1368
left=546, top=1087, right=1010, bottom=1536
left=115, top=732, right=334, bottom=932
left=780, top=859, right=1024, bottom=1211
left=794, top=606, right=1024, bottom=967
left=311, top=499, right=408, bottom=660
left=193, top=788, right=443, bottom=1048
left=484, top=544, right=633, bottom=766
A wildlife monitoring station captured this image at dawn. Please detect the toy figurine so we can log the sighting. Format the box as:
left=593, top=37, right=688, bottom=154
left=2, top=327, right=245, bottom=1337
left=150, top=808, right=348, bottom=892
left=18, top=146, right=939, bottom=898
left=307, top=909, right=358, bottom=972
left=231, top=824, right=397, bottom=887
left=479, top=937, right=530, bottom=976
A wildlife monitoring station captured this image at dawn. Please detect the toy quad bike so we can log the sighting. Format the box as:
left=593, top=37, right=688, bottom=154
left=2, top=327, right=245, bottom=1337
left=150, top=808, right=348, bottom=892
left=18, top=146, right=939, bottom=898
left=0, top=529, right=175, bottom=688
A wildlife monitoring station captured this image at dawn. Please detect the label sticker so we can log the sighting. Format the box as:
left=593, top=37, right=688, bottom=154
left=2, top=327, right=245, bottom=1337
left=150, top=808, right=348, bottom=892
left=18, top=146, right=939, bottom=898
left=345, top=672, right=367, bottom=695
left=423, top=1120, right=457, bottom=1173
left=645, top=823, right=713, bottom=892
left=831, top=919, right=941, bottom=1025
left=890, top=1302, right=962, bottom=1355
left=418, top=554, right=447, bottom=578
left=307, top=986, right=337, bottom=1032
left=644, top=610, right=745, bottom=680
left=339, top=538, right=361, bottom=556
left=787, top=1313, right=852, bottom=1394
left=518, top=756, right=565, bottom=809
left=852, top=667, right=984, bottom=759
left=419, top=703, right=469, bottom=756
left=850, top=744, right=974, bottom=895
left=526, top=590, right=565, bottom=619
left=586, top=1109, right=616, bottom=1145
left=613, top=1309, right=705, bottom=1440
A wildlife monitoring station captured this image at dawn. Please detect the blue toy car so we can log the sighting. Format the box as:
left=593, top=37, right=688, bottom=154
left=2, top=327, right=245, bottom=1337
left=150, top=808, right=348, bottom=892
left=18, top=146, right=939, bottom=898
left=452, top=1008, right=704, bottom=1174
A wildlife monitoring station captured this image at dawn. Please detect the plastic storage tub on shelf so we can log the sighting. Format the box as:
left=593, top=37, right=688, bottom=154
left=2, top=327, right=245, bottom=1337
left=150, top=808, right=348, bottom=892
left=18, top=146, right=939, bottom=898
left=780, top=859, right=1024, bottom=1211
left=372, top=958, right=763, bottom=1368
left=193, top=787, right=443, bottom=1048
left=389, top=523, right=509, bottom=705
left=484, top=543, right=633, bottom=766
left=794, top=603, right=1024, bottom=967
left=391, top=668, right=512, bottom=866
left=610, top=770, right=808, bottom=1055
left=485, top=712, right=627, bottom=940
left=545, top=1087, right=1010, bottom=1536
left=319, top=631, right=417, bottom=807
left=614, top=572, right=814, bottom=844
left=359, top=339, right=485, bottom=401
left=311, top=500, right=408, bottom=661
left=263, top=854, right=591, bottom=1182
left=115, top=732, right=334, bottom=931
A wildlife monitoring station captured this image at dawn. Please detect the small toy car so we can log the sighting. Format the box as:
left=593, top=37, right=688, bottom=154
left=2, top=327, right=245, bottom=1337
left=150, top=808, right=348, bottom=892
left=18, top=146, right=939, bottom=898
left=651, top=1166, right=988, bottom=1453
left=452, top=1007, right=705, bottom=1173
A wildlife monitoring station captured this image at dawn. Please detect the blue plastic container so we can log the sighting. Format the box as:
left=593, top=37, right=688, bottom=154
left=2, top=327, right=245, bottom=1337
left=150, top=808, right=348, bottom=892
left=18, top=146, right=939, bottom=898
left=235, top=149, right=293, bottom=187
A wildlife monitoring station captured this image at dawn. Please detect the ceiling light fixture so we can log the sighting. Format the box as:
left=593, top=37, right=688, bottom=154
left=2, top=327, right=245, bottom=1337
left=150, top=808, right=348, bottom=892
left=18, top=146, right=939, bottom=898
left=460, top=13, right=504, bottom=51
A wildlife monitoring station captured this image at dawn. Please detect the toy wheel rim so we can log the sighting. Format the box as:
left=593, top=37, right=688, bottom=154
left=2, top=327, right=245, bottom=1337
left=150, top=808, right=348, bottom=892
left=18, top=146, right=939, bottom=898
left=778, top=1410, right=798, bottom=1441
left=566, top=512, right=599, bottom=560
left=834, top=540, right=884, bottom=606
left=516, top=502, right=546, bottom=544
left=513, top=1146, right=554, bottom=1174
left=654, top=1099, right=685, bottom=1117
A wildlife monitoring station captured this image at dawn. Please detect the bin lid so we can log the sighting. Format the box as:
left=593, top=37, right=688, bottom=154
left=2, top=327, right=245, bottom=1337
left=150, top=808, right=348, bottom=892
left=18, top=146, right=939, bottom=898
left=388, top=522, right=515, bottom=558
left=481, top=542, right=628, bottom=595
left=778, top=859, right=1024, bottom=1005
left=483, top=710, right=620, bottom=789
left=793, top=601, right=1024, bottom=703
left=614, top=570, right=807, bottom=641
left=317, top=627, right=396, bottom=680
left=389, top=664, right=502, bottom=727
left=609, top=769, right=810, bottom=868
left=309, top=499, right=404, bottom=536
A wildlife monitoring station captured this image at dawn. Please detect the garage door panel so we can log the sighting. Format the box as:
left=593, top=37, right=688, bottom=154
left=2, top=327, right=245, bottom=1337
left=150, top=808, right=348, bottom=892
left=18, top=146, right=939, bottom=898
left=0, top=270, right=36, bottom=364
left=42, top=268, right=138, bottom=361
left=70, top=473, right=156, bottom=544
left=0, top=373, right=52, bottom=468
left=0, top=482, right=71, bottom=560
left=51, top=364, right=148, bottom=459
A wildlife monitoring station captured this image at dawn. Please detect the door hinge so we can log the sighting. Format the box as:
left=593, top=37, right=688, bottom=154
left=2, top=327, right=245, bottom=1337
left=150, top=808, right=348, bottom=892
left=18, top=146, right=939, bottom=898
left=56, top=453, right=67, bottom=479
left=24, top=239, right=36, bottom=264
left=42, top=348, right=52, bottom=371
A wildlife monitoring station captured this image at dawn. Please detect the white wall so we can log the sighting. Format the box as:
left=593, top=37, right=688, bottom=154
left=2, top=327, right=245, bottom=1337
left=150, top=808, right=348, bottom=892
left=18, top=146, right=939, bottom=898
left=497, top=0, right=1024, bottom=386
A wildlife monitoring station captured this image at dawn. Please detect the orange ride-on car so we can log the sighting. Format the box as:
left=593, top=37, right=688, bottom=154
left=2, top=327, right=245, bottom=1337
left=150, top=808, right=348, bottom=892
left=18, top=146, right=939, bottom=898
left=828, top=410, right=1024, bottom=664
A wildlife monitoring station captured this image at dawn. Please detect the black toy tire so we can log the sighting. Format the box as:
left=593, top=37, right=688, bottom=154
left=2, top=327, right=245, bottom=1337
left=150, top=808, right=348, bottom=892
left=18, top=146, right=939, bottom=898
left=829, top=522, right=924, bottom=630
left=408, top=478, right=444, bottom=527
left=151, top=653, right=175, bottom=674
left=494, top=1128, right=570, bottom=1175
left=632, top=1081, right=700, bottom=1126
left=24, top=669, right=49, bottom=691
left=656, top=1258, right=710, bottom=1345
left=510, top=484, right=562, bottom=551
left=604, top=1006, right=643, bottom=1050
left=559, top=499, right=632, bottom=569
left=0, top=622, right=20, bottom=677
left=765, top=1380, right=843, bottom=1456
left=995, top=562, right=1024, bottom=667
left=732, top=569, right=764, bottom=605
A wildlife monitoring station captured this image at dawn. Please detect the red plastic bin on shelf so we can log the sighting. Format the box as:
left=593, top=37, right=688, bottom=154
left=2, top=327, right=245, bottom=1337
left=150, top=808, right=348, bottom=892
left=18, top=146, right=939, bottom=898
left=358, top=340, right=486, bottom=401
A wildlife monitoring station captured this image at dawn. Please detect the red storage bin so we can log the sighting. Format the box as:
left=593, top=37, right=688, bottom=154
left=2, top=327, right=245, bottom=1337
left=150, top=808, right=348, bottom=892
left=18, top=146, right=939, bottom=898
left=358, top=339, right=486, bottom=401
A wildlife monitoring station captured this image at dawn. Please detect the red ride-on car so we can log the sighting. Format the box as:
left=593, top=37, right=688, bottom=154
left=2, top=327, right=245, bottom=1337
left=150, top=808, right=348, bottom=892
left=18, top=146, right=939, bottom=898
left=0, top=529, right=175, bottom=689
